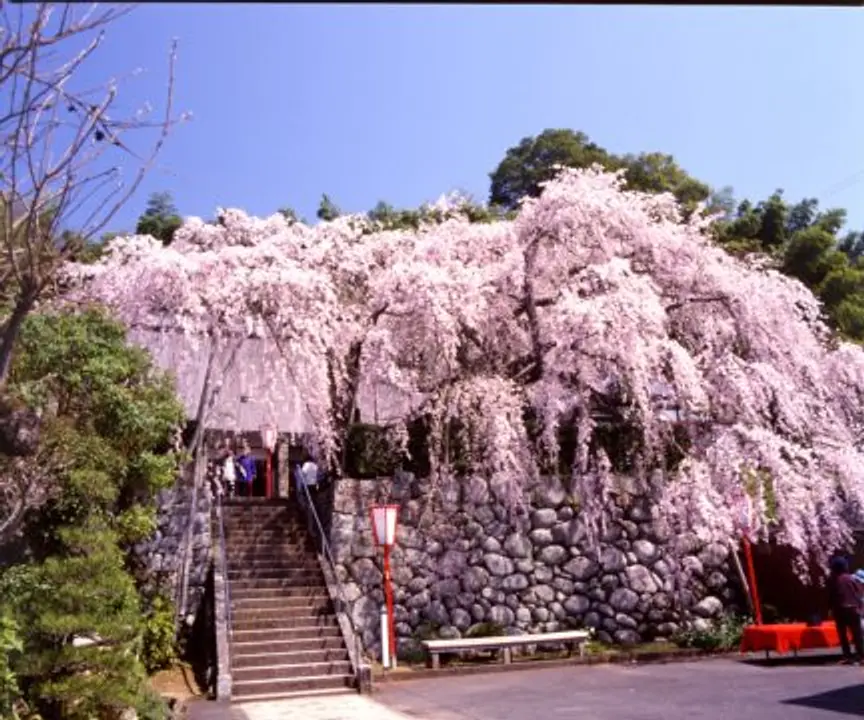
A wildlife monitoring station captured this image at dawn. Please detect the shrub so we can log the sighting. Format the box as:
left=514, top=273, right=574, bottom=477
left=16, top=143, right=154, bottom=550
left=141, top=594, right=177, bottom=674
left=673, top=614, right=748, bottom=652
left=0, top=613, right=22, bottom=717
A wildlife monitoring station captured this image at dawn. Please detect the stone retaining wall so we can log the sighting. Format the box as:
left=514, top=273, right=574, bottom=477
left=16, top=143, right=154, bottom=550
left=329, top=473, right=739, bottom=657
left=135, top=465, right=213, bottom=630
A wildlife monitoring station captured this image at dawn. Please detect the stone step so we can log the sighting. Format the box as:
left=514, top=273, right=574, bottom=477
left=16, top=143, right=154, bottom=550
left=222, top=521, right=304, bottom=530
left=224, top=533, right=310, bottom=544
left=233, top=660, right=352, bottom=683
left=223, top=498, right=292, bottom=504
left=224, top=557, right=320, bottom=569
left=225, top=545, right=313, bottom=555
left=232, top=605, right=333, bottom=623
left=225, top=557, right=317, bottom=568
left=223, top=519, right=302, bottom=525
left=231, top=674, right=355, bottom=700
left=230, top=635, right=346, bottom=655
left=231, top=648, right=350, bottom=668
left=229, top=581, right=328, bottom=596
left=232, top=625, right=342, bottom=643
left=227, top=568, right=323, bottom=581
left=226, top=560, right=319, bottom=571
left=232, top=614, right=337, bottom=632
left=232, top=594, right=331, bottom=611
left=225, top=544, right=312, bottom=554
left=230, top=686, right=354, bottom=703
left=223, top=519, right=305, bottom=527
left=222, top=507, right=294, bottom=515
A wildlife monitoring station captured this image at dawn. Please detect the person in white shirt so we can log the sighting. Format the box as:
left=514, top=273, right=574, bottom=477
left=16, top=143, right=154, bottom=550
left=300, top=453, right=319, bottom=491
left=221, top=443, right=237, bottom=497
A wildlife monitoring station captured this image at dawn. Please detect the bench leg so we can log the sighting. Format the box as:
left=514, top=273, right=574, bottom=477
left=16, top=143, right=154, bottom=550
left=503, top=647, right=512, bottom=665
left=431, top=652, right=440, bottom=670
left=579, top=642, right=586, bottom=658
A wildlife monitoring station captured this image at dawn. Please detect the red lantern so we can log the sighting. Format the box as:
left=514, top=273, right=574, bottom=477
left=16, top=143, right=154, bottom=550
left=370, top=504, right=399, bottom=667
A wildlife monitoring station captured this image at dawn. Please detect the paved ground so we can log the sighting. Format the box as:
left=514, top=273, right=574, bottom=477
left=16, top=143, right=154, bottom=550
left=376, top=657, right=864, bottom=720
left=187, top=657, right=864, bottom=720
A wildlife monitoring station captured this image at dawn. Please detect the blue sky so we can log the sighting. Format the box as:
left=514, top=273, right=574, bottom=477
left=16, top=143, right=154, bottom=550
left=84, top=4, right=862, bottom=232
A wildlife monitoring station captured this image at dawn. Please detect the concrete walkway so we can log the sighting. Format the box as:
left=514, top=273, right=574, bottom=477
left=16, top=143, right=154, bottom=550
left=187, top=692, right=418, bottom=720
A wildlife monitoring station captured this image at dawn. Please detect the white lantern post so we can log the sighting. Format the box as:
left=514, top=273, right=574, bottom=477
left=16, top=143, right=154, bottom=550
left=370, top=504, right=399, bottom=669
left=260, top=423, right=277, bottom=499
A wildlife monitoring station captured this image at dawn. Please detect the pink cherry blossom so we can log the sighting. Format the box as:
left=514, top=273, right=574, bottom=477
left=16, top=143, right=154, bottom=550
left=62, top=167, right=864, bottom=567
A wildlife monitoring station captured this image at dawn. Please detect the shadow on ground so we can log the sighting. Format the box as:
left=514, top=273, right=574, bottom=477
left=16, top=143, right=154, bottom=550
left=783, top=684, right=864, bottom=717
left=741, top=653, right=843, bottom=669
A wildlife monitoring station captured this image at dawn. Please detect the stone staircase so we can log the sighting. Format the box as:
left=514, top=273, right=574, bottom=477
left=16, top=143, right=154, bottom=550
left=222, top=498, right=356, bottom=701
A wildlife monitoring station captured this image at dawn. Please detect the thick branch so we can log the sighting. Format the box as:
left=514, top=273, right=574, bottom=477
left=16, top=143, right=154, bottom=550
left=664, top=295, right=731, bottom=314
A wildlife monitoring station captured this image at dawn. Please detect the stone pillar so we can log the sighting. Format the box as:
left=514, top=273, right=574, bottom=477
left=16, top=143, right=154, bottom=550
left=277, top=441, right=291, bottom=499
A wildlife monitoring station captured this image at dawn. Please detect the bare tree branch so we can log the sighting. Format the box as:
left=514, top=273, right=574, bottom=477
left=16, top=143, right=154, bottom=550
left=0, top=2, right=188, bottom=385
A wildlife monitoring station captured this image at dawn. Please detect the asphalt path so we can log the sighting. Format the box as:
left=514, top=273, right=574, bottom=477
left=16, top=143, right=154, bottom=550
left=374, top=656, right=864, bottom=720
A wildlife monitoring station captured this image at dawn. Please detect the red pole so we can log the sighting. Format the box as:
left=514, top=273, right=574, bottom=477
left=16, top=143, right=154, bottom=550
left=266, top=449, right=273, bottom=499
left=383, top=545, right=397, bottom=665
left=742, top=536, right=763, bottom=625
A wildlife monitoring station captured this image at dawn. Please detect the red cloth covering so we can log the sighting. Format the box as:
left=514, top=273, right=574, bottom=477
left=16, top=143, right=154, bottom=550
left=740, top=622, right=841, bottom=654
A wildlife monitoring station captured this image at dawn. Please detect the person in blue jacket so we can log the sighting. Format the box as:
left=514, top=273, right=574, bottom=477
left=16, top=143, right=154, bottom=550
left=236, top=440, right=257, bottom=498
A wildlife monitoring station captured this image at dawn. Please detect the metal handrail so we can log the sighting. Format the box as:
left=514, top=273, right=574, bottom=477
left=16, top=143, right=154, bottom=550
left=216, top=485, right=233, bottom=643
left=295, top=470, right=365, bottom=674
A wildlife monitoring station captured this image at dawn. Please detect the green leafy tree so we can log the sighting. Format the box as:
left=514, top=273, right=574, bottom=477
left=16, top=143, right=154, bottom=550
left=0, top=309, right=184, bottom=719
left=617, top=151, right=711, bottom=212
left=277, top=207, right=300, bottom=224
left=489, top=129, right=614, bottom=210
left=714, top=189, right=864, bottom=341
left=838, top=231, right=864, bottom=263
left=135, top=192, right=183, bottom=246
left=9, top=523, right=156, bottom=719
left=488, top=129, right=710, bottom=212
left=316, top=194, right=341, bottom=222
left=782, top=226, right=845, bottom=289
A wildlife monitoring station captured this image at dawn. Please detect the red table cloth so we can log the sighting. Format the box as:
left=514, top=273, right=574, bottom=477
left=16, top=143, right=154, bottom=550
left=740, top=622, right=840, bottom=654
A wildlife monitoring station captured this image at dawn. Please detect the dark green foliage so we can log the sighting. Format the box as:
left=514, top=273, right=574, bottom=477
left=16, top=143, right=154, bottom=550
left=714, top=191, right=864, bottom=341
left=136, top=192, right=183, bottom=246
left=278, top=207, right=300, bottom=224
left=488, top=129, right=709, bottom=213
left=141, top=594, right=177, bottom=674
left=0, top=309, right=184, bottom=718
left=0, top=612, right=22, bottom=717
left=489, top=129, right=615, bottom=210
left=617, top=151, right=711, bottom=215
left=6, top=523, right=154, bottom=719
left=317, top=194, right=341, bottom=222
left=343, top=423, right=402, bottom=478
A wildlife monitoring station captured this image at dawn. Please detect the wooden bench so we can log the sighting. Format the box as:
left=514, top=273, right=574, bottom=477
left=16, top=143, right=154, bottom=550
left=423, top=629, right=591, bottom=669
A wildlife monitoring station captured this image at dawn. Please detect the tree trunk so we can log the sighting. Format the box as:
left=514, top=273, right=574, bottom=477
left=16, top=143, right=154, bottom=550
left=326, top=340, right=364, bottom=479
left=0, top=290, right=36, bottom=386
left=521, top=238, right=545, bottom=384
